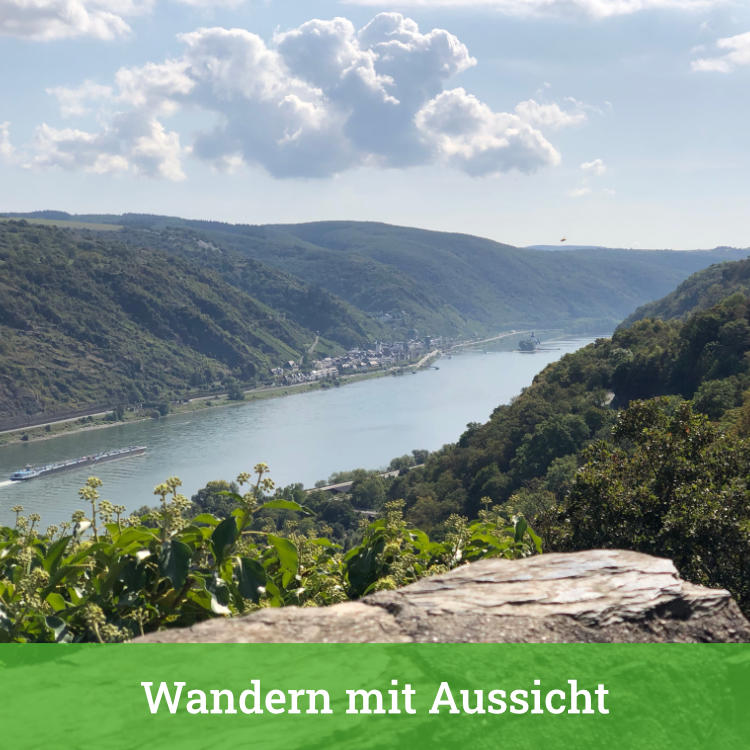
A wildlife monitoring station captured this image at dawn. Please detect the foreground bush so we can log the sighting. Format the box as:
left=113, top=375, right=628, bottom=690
left=0, top=465, right=540, bottom=643
left=547, top=399, right=750, bottom=614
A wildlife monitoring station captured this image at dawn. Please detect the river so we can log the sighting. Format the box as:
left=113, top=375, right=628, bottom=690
left=0, top=337, right=596, bottom=527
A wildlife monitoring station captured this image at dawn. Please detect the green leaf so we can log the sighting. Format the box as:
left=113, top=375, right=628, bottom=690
left=186, top=588, right=213, bottom=612
left=344, top=534, right=386, bottom=598
left=42, top=536, right=71, bottom=574
left=175, top=525, right=204, bottom=547
left=408, top=528, right=431, bottom=551
left=237, top=557, right=266, bottom=603
left=263, top=578, right=282, bottom=607
left=159, top=540, right=192, bottom=589
left=217, top=491, right=244, bottom=502
left=112, top=527, right=158, bottom=553
left=268, top=535, right=299, bottom=588
left=259, top=499, right=310, bottom=514
left=191, top=514, right=221, bottom=526
left=211, top=517, right=238, bottom=565
left=514, top=516, right=528, bottom=544
left=527, top=526, right=543, bottom=554
left=311, top=537, right=340, bottom=549
left=45, top=592, right=67, bottom=612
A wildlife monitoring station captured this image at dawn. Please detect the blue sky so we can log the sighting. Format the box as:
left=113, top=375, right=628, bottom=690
left=1, top=0, right=749, bottom=248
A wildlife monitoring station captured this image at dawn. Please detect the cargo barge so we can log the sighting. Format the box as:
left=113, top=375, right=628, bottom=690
left=9, top=446, right=147, bottom=481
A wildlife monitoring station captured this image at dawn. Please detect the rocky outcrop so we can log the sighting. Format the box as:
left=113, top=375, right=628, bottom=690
left=135, top=550, right=750, bottom=643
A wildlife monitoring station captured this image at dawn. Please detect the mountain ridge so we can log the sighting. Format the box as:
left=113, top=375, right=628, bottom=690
left=5, top=212, right=747, bottom=337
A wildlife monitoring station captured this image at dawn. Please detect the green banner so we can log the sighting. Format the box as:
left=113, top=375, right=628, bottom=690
left=1, top=644, right=748, bottom=749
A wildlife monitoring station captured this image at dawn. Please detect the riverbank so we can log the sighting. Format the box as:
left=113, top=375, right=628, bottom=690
left=0, top=355, right=433, bottom=448
left=0, top=329, right=594, bottom=450
left=0, top=337, right=598, bottom=527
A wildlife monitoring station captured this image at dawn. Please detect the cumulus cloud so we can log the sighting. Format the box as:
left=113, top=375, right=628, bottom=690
left=691, top=31, right=750, bottom=72
left=29, top=117, right=184, bottom=180
left=0, top=0, right=151, bottom=41
left=46, top=81, right=114, bottom=117
left=0, top=0, right=248, bottom=40
left=23, top=13, right=586, bottom=179
left=343, top=0, right=721, bottom=20
left=581, top=157, right=606, bottom=175
left=567, top=186, right=592, bottom=197
left=416, top=88, right=561, bottom=175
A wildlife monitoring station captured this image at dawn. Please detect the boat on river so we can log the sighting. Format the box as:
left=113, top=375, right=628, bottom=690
left=9, top=446, right=146, bottom=481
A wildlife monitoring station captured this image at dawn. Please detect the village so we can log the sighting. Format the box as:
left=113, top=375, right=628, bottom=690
left=270, top=337, right=447, bottom=385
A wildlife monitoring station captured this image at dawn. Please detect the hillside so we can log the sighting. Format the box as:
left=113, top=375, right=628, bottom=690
left=7, top=213, right=749, bottom=337
left=359, top=259, right=750, bottom=613
left=0, top=221, right=322, bottom=423
left=4, top=211, right=750, bottom=424
left=114, top=225, right=385, bottom=348
left=622, top=256, right=750, bottom=326
left=144, top=217, right=750, bottom=335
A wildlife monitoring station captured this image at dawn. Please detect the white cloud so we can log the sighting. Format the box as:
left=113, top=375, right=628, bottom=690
left=28, top=117, right=184, bottom=179
left=567, top=186, right=592, bottom=197
left=342, top=0, right=721, bottom=21
left=0, top=122, right=15, bottom=162
left=515, top=99, right=587, bottom=129
left=416, top=88, right=561, bottom=175
left=0, top=0, right=150, bottom=41
left=46, top=82, right=114, bottom=117
left=0, top=0, right=259, bottom=41
left=691, top=31, right=750, bottom=72
left=115, top=60, right=194, bottom=109
left=24, top=13, right=584, bottom=180
left=581, top=157, right=606, bottom=175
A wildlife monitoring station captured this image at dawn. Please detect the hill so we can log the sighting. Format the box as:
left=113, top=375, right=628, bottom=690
left=151, top=217, right=750, bottom=335
left=7, top=213, right=749, bottom=337
left=113, top=225, right=384, bottom=348
left=361, top=257, right=750, bottom=613
left=622, top=256, right=750, bottom=326
left=0, top=221, right=324, bottom=423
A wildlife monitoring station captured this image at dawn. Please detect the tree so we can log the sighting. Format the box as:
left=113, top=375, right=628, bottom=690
left=693, top=378, right=738, bottom=419
left=225, top=377, right=245, bottom=401
left=190, top=480, right=241, bottom=518
left=510, top=414, right=589, bottom=481
left=550, top=398, right=750, bottom=613
left=389, top=454, right=415, bottom=472
left=350, top=475, right=387, bottom=510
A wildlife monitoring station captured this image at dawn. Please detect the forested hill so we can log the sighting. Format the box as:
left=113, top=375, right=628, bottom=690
left=622, top=257, right=750, bottom=327
left=103, top=225, right=384, bottom=348
left=143, top=218, right=750, bottom=335
left=0, top=221, right=327, bottom=422
left=371, top=259, right=750, bottom=614
left=6, top=213, right=749, bottom=337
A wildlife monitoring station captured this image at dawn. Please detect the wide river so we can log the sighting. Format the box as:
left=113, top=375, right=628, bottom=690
left=0, top=337, right=595, bottom=527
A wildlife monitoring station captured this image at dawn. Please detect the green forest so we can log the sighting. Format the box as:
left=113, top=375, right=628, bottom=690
left=2, top=252, right=750, bottom=641
left=30, top=211, right=750, bottom=335
left=1, top=213, right=748, bottom=425
left=0, top=221, right=344, bottom=423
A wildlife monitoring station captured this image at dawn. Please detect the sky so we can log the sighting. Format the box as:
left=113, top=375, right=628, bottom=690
left=0, top=0, right=749, bottom=249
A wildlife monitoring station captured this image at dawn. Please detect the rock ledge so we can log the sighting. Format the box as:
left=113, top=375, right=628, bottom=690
left=136, top=550, right=750, bottom=643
